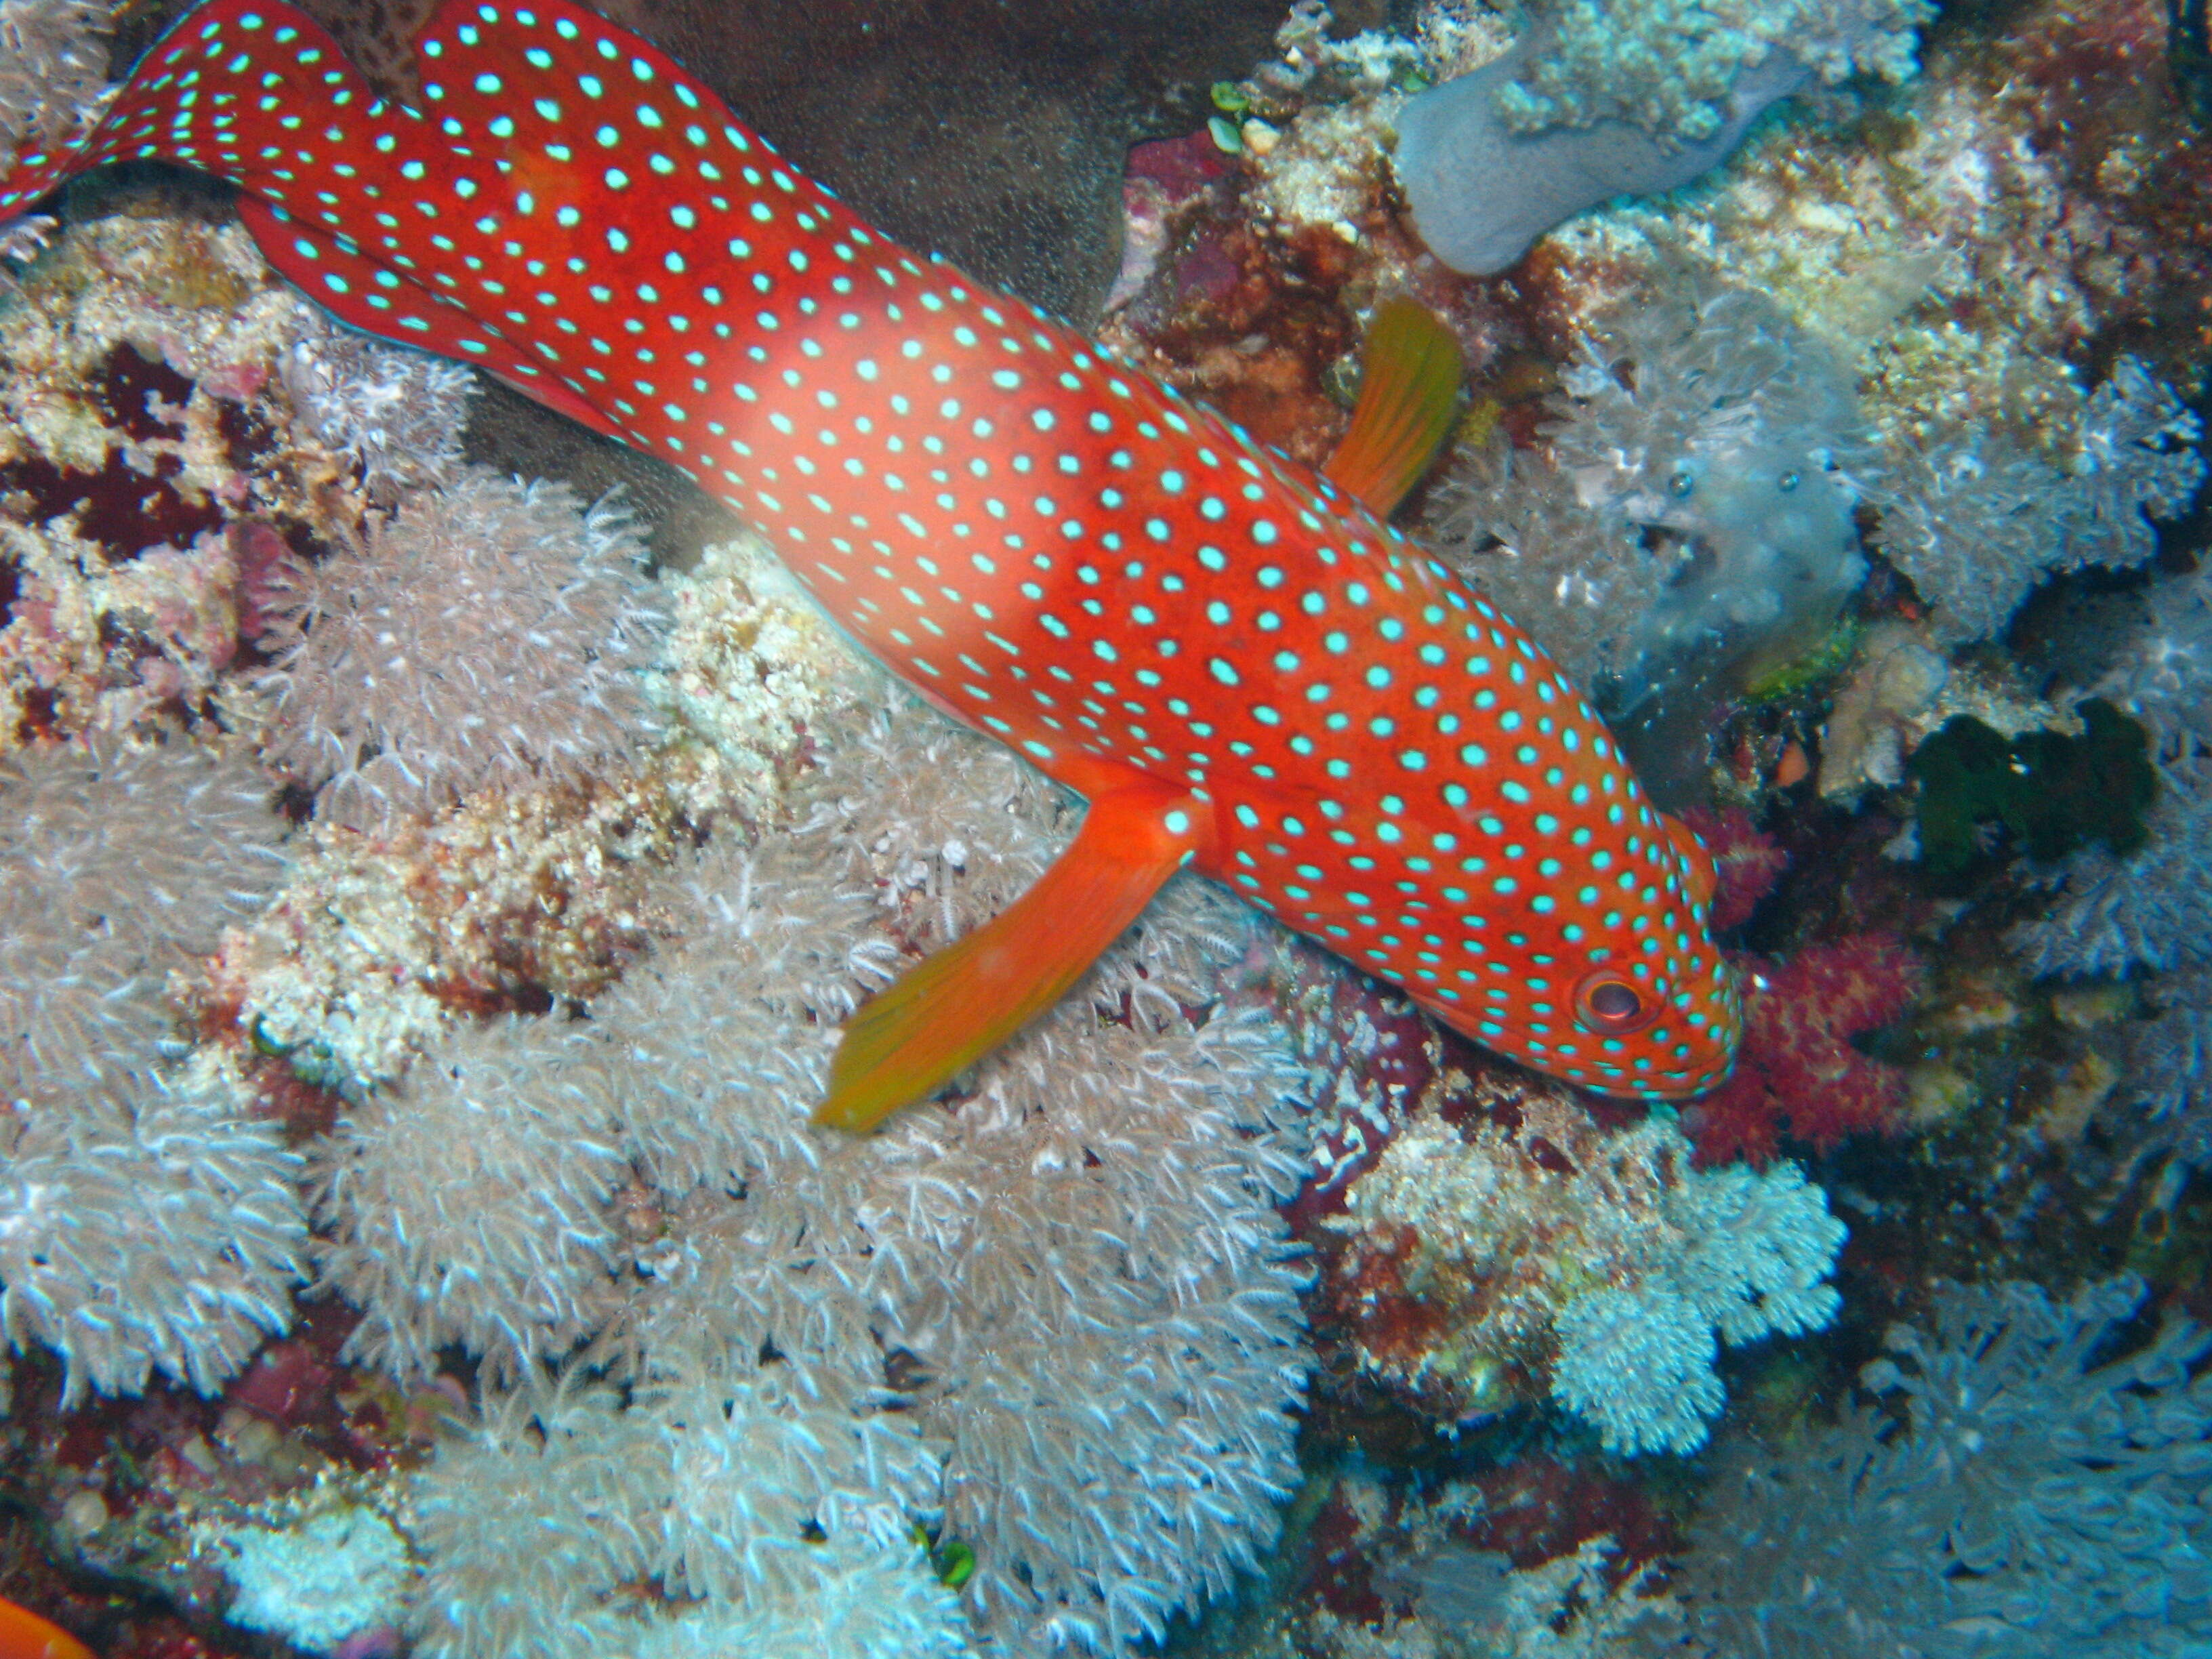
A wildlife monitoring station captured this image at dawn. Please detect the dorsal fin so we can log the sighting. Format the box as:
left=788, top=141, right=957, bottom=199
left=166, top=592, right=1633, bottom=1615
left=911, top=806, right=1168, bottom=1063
left=1322, top=298, right=1462, bottom=516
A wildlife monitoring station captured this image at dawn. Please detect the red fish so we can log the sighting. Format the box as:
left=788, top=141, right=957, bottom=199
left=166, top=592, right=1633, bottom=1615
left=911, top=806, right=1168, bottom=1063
left=0, top=1595, right=91, bottom=1659
left=0, top=0, right=1740, bottom=1127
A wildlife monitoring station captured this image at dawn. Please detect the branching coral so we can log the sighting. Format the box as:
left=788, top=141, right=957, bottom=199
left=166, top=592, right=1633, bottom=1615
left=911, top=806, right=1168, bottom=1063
left=1872, top=357, right=2204, bottom=645
left=1324, top=1075, right=1844, bottom=1455
left=2097, top=539, right=2212, bottom=789
left=1652, top=1277, right=2212, bottom=1658
left=2008, top=777, right=2212, bottom=980
left=255, top=468, right=667, bottom=827
left=2006, top=527, right=2212, bottom=987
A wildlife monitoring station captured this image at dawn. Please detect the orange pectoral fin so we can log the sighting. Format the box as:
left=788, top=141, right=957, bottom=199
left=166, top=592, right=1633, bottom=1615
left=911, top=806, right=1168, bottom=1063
left=815, top=784, right=1204, bottom=1134
left=0, top=1595, right=92, bottom=1659
left=1323, top=298, right=1464, bottom=517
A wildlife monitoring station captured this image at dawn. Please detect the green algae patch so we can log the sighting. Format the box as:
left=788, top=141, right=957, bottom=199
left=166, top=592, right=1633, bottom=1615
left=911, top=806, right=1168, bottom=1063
left=1908, top=698, right=2156, bottom=882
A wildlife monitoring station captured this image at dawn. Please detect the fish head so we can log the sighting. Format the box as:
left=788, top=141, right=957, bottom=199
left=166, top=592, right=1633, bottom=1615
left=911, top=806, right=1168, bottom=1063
left=1385, top=771, right=1743, bottom=1099
left=1199, top=485, right=1743, bottom=1102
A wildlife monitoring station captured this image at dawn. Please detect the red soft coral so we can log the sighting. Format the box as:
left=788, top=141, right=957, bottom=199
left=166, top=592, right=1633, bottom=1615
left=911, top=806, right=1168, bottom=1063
left=1688, top=933, right=1926, bottom=1168
left=1679, top=806, right=1789, bottom=933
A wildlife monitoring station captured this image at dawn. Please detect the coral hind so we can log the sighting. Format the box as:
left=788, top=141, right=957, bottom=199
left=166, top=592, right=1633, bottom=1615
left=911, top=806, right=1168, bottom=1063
left=0, top=0, right=1738, bottom=1114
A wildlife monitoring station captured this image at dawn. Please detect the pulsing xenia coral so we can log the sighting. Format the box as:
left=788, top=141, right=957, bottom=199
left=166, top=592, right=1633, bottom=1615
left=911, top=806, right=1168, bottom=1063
left=1652, top=1277, right=2212, bottom=1658
left=307, top=690, right=1310, bottom=1657
left=411, top=1372, right=965, bottom=1659
left=0, top=0, right=111, bottom=165
left=1497, top=0, right=1933, bottom=142
left=1875, top=356, right=2206, bottom=646
left=0, top=1079, right=310, bottom=1408
left=255, top=468, right=666, bottom=827
left=277, top=321, right=478, bottom=506
left=311, top=1013, right=634, bottom=1385
left=1442, top=278, right=1870, bottom=716
left=0, top=737, right=289, bottom=1096
left=0, top=737, right=306, bottom=1406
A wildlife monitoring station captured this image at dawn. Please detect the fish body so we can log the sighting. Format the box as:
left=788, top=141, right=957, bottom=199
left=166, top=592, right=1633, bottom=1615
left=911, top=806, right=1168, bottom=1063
left=0, top=0, right=1740, bottom=1111
left=0, top=1594, right=91, bottom=1659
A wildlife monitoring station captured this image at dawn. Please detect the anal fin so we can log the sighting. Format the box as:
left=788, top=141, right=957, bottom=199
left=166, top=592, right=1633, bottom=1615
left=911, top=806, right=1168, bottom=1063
left=815, top=783, right=1204, bottom=1133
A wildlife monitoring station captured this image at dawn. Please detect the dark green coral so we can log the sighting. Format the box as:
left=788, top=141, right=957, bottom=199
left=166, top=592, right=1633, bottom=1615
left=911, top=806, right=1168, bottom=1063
left=1908, top=699, right=2156, bottom=882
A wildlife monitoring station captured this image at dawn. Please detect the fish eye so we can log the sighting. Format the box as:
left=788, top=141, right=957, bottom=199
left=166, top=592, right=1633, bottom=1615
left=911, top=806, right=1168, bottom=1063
left=1573, top=967, right=1658, bottom=1036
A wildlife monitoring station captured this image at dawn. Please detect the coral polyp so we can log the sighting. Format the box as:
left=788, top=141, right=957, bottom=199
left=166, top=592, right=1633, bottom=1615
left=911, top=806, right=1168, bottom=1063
left=255, top=470, right=666, bottom=827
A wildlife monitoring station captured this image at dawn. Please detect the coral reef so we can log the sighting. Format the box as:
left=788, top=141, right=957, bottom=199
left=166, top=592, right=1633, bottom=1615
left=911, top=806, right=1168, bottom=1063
left=1498, top=0, right=1931, bottom=144
left=275, top=322, right=476, bottom=506
left=3, top=0, right=2211, bottom=1650
left=1319, top=1069, right=1845, bottom=1454
left=1675, top=806, right=1788, bottom=933
left=640, top=529, right=869, bottom=822
left=1813, top=619, right=1947, bottom=799
left=1394, top=0, right=1933, bottom=277
left=254, top=470, right=666, bottom=829
left=0, top=0, right=110, bottom=166
left=266, top=674, right=1311, bottom=1656
left=1907, top=699, right=2156, bottom=882
left=1654, top=1277, right=2212, bottom=1657
left=1685, top=933, right=1925, bottom=1167
left=1872, top=357, right=2205, bottom=645
left=1442, top=277, right=1869, bottom=728
left=2103, top=960, right=2212, bottom=1170
left=0, top=205, right=323, bottom=747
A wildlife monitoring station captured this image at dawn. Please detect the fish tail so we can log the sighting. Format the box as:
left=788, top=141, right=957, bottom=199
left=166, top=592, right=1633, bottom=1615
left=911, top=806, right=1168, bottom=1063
left=2, top=0, right=862, bottom=430
left=0, top=0, right=368, bottom=222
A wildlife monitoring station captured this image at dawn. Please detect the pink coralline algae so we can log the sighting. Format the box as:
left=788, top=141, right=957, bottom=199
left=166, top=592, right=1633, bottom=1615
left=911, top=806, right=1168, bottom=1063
left=1687, top=933, right=1928, bottom=1168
